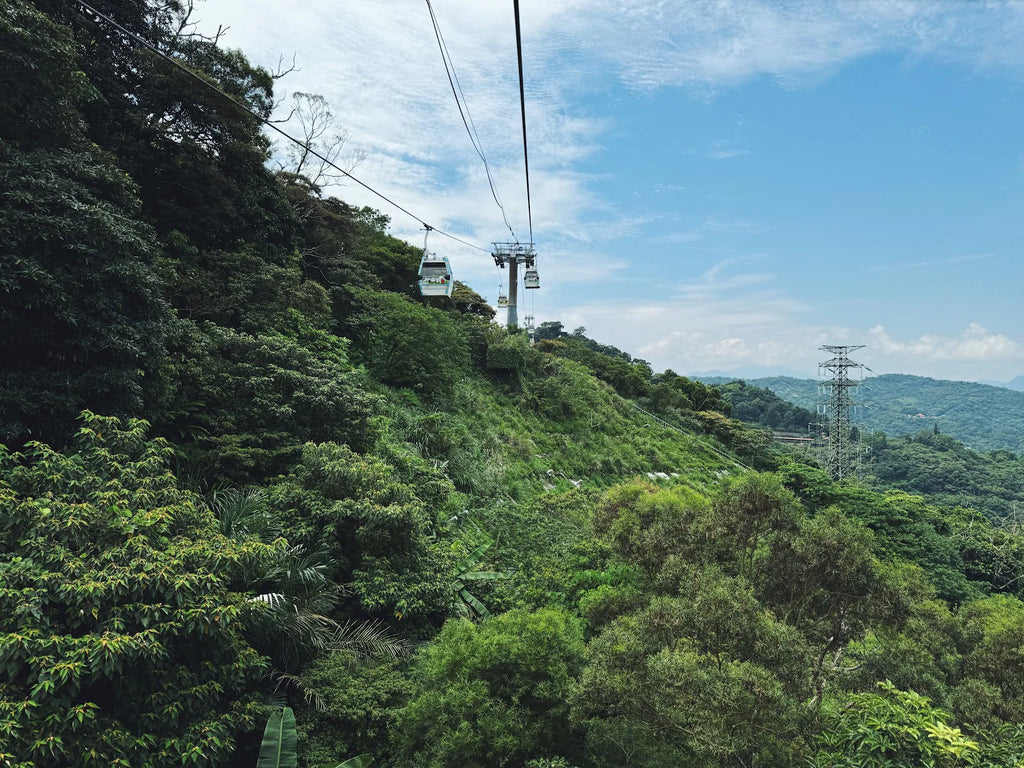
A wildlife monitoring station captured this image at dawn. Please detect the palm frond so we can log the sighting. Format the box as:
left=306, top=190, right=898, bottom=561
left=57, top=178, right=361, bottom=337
left=253, top=592, right=289, bottom=609
left=264, top=545, right=332, bottom=590
left=267, top=669, right=327, bottom=712
left=334, top=755, right=374, bottom=768
left=212, top=487, right=279, bottom=541
left=330, top=619, right=406, bottom=659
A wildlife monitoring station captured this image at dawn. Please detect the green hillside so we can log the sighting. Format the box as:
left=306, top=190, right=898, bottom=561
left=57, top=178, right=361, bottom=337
left=708, top=379, right=1024, bottom=522
left=861, top=429, right=1024, bottom=522
left=714, top=379, right=817, bottom=432
left=702, top=373, right=1024, bottom=453
left=4, top=3, right=1024, bottom=767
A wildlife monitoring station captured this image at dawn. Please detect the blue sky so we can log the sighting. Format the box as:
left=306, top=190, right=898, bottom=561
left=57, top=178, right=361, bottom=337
left=201, top=0, right=1024, bottom=382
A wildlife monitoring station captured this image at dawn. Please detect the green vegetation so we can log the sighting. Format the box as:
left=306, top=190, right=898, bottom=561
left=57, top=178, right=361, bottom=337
left=862, top=429, right=1024, bottom=523
left=715, top=379, right=816, bottom=432
left=4, top=2, right=1024, bottom=767
left=710, top=377, right=1024, bottom=523
left=704, top=374, right=1024, bottom=453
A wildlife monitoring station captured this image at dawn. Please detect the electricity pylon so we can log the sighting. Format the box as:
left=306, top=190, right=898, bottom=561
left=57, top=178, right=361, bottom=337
left=816, top=345, right=865, bottom=481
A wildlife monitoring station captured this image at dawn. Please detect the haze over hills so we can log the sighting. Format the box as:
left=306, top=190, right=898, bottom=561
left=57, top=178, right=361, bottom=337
left=699, top=373, right=1024, bottom=454
left=978, top=375, right=1024, bottom=392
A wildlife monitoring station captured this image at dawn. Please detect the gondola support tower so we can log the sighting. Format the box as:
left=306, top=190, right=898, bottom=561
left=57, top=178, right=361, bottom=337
left=491, top=242, right=536, bottom=330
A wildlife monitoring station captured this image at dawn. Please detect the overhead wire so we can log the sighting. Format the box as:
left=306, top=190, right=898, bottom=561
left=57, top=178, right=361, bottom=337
left=426, top=0, right=517, bottom=242
left=512, top=0, right=534, bottom=245
left=74, top=0, right=492, bottom=254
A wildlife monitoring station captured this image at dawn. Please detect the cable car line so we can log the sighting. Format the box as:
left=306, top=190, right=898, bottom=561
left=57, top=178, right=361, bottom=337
left=513, top=0, right=534, bottom=245
left=74, top=0, right=492, bottom=255
left=426, top=0, right=517, bottom=242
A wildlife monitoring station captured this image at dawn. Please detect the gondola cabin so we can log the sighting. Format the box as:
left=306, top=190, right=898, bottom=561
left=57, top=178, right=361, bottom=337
left=497, top=291, right=509, bottom=308
left=523, top=268, right=540, bottom=289
left=418, top=253, right=454, bottom=297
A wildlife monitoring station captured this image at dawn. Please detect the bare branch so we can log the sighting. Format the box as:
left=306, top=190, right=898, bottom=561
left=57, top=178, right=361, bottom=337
left=277, top=92, right=365, bottom=192
left=271, top=54, right=299, bottom=80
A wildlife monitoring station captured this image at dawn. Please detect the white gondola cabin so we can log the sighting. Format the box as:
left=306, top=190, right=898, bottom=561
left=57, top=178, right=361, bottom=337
left=418, top=253, right=454, bottom=297
left=523, top=268, right=540, bottom=289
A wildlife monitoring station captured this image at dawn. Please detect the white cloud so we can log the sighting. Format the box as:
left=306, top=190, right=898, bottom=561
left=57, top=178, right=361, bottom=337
left=557, top=1, right=1024, bottom=91
left=869, top=252, right=996, bottom=272
left=548, top=261, right=1024, bottom=378
left=868, top=323, right=1021, bottom=361
left=707, top=148, right=750, bottom=160
left=200, top=0, right=1024, bottom=266
left=194, top=1, right=1024, bottom=380
left=549, top=258, right=829, bottom=373
left=651, top=216, right=763, bottom=245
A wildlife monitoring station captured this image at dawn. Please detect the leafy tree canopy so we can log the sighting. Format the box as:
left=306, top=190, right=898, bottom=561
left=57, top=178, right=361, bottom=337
left=0, top=414, right=269, bottom=767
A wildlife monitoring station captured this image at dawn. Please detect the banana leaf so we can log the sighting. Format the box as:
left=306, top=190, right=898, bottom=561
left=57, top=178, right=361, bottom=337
left=257, top=707, right=297, bottom=768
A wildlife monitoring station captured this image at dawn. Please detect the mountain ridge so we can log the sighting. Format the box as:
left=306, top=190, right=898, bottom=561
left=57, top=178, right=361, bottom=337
left=697, top=372, right=1024, bottom=454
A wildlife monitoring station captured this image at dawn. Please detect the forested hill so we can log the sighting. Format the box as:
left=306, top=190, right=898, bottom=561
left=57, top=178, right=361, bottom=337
left=707, top=380, right=1024, bottom=522
left=701, top=373, right=1024, bottom=453
left=861, top=429, right=1024, bottom=522
left=712, top=379, right=817, bottom=432
left=5, top=2, right=1024, bottom=767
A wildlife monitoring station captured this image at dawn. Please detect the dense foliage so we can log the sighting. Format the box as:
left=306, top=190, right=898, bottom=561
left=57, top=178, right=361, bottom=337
left=0, top=415, right=267, bottom=766
left=863, top=429, right=1024, bottom=523
left=715, top=379, right=816, bottom=432
left=4, top=2, right=1024, bottom=767
left=705, top=374, right=1024, bottom=453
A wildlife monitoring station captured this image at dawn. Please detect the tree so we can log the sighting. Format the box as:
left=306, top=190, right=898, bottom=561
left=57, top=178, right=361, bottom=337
left=955, top=594, right=1024, bottom=724
left=0, top=414, right=268, bottom=766
left=155, top=317, right=380, bottom=484
left=350, top=290, right=470, bottom=397
left=394, top=609, right=585, bottom=768
left=451, top=282, right=496, bottom=319
left=278, top=92, right=364, bottom=191
left=651, top=371, right=730, bottom=415
left=572, top=599, right=800, bottom=768
left=1, top=0, right=171, bottom=447
left=534, top=321, right=566, bottom=341
left=295, top=651, right=411, bottom=766
left=759, top=509, right=885, bottom=705
left=592, top=481, right=715, bottom=578
left=268, top=442, right=455, bottom=622
left=810, top=681, right=981, bottom=768
left=710, top=472, right=801, bottom=578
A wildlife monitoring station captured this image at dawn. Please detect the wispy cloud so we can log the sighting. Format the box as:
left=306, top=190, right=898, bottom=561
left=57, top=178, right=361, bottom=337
left=707, top=147, right=750, bottom=160
left=552, top=258, right=825, bottom=372
left=558, top=1, right=1024, bottom=91
left=651, top=216, right=764, bottom=245
left=869, top=252, right=996, bottom=271
left=196, top=1, right=1024, bottom=381
left=202, top=0, right=1024, bottom=256
left=705, top=139, right=750, bottom=160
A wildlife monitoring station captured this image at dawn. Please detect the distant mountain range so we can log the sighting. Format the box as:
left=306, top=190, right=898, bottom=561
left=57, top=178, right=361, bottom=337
left=977, top=375, right=1024, bottom=392
left=697, top=373, right=1024, bottom=454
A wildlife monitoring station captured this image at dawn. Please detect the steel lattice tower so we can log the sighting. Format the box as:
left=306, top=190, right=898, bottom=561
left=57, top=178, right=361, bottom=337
left=816, top=345, right=865, bottom=481
left=491, top=242, right=536, bottom=329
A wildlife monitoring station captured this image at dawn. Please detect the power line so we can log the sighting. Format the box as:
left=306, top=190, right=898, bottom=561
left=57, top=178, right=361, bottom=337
left=425, top=0, right=517, bottom=242
left=74, top=0, right=492, bottom=254
left=513, top=0, right=534, bottom=245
